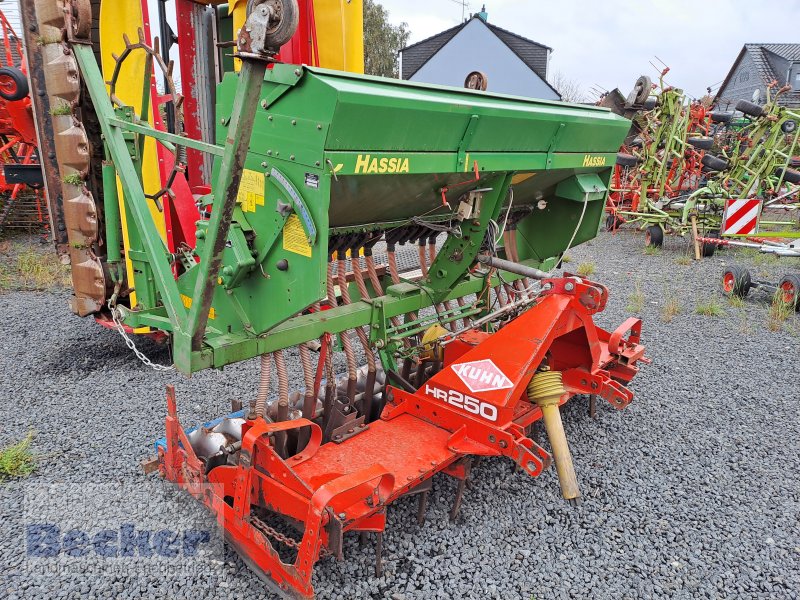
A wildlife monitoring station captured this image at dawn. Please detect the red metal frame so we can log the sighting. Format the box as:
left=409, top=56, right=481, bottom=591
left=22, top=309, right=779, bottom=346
left=159, top=276, right=647, bottom=599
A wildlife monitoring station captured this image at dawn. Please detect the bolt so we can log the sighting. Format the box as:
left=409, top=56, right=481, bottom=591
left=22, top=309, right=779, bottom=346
left=315, top=161, right=321, bottom=167
left=260, top=100, right=267, bottom=109
left=338, top=512, right=346, bottom=519
left=499, top=440, right=508, bottom=448
left=565, top=282, right=575, bottom=291
left=290, top=155, right=295, bottom=161
left=488, top=434, right=496, bottom=443
left=347, top=428, right=354, bottom=434
left=295, top=69, right=301, bottom=76
left=261, top=162, right=268, bottom=168
left=291, top=119, right=297, bottom=126
left=268, top=115, right=273, bottom=121
left=317, top=124, right=322, bottom=130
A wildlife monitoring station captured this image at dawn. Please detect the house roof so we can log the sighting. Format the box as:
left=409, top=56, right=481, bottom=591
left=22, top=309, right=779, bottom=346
left=715, top=43, right=800, bottom=106
left=400, top=14, right=552, bottom=82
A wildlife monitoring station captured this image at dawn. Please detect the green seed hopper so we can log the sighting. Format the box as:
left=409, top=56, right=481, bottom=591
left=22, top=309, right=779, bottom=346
left=51, top=35, right=629, bottom=376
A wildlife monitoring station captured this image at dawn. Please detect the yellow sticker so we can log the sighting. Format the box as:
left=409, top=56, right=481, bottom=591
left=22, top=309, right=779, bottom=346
left=511, top=173, right=537, bottom=185
left=237, top=169, right=265, bottom=213
left=283, top=214, right=312, bottom=257
left=181, top=294, right=216, bottom=320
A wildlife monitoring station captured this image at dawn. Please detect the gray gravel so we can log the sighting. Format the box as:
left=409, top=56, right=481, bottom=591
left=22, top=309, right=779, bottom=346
left=1, top=229, right=799, bottom=599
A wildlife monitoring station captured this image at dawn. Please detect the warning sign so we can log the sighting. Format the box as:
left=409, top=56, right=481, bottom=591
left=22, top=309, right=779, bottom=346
left=283, top=214, right=312, bottom=257
left=180, top=294, right=216, bottom=320
left=237, top=169, right=265, bottom=213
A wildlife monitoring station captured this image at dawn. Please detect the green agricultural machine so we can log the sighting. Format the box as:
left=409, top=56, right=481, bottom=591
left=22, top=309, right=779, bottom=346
left=23, top=1, right=648, bottom=597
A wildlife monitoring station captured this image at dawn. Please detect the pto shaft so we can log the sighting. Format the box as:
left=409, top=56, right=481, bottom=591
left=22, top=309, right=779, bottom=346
left=527, top=371, right=580, bottom=503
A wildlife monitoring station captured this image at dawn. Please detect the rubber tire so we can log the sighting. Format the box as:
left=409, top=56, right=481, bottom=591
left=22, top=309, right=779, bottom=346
left=710, top=111, right=733, bottom=124
left=606, top=214, right=623, bottom=231
left=249, top=0, right=300, bottom=49
left=629, top=137, right=644, bottom=148
left=688, top=136, right=714, bottom=150
left=701, top=230, right=719, bottom=258
left=642, top=97, right=657, bottom=111
left=0, top=67, right=29, bottom=102
left=735, top=99, right=763, bottom=118
left=702, top=154, right=729, bottom=172
left=778, top=274, right=800, bottom=311
left=626, top=75, right=652, bottom=106
left=781, top=119, right=797, bottom=134
left=722, top=266, right=751, bottom=298
left=616, top=153, right=640, bottom=167
left=775, top=167, right=800, bottom=185
left=645, top=225, right=663, bottom=248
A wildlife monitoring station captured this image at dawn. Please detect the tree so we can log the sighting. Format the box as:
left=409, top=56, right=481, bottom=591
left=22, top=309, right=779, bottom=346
left=549, top=71, right=587, bottom=103
left=364, top=0, right=410, bottom=78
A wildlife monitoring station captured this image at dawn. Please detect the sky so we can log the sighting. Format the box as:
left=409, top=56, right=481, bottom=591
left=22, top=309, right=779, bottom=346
left=376, top=0, right=800, bottom=100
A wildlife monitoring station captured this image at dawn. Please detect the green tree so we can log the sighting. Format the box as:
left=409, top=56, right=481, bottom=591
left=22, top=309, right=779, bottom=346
left=364, top=0, right=410, bottom=78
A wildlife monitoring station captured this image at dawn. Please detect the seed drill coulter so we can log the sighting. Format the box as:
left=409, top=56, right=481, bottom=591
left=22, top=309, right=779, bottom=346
left=23, top=1, right=647, bottom=596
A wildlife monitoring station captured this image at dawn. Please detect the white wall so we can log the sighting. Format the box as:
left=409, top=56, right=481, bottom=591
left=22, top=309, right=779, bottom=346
left=409, top=19, right=559, bottom=101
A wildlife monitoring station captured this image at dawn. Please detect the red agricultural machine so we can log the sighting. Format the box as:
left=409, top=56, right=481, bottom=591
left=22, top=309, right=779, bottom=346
left=0, top=11, right=45, bottom=234
left=22, top=0, right=648, bottom=597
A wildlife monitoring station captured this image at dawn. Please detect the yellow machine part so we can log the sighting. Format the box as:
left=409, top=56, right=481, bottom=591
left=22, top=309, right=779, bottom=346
left=314, top=0, right=364, bottom=73
left=100, top=0, right=166, bottom=331
left=230, top=0, right=364, bottom=73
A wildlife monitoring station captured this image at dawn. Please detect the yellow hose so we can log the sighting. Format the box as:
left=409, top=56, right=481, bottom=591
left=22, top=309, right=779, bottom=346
left=527, top=371, right=580, bottom=502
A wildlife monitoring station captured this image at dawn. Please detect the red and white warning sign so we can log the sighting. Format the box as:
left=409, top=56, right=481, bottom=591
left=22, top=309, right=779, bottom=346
left=721, top=198, right=761, bottom=236
left=452, top=359, right=513, bottom=393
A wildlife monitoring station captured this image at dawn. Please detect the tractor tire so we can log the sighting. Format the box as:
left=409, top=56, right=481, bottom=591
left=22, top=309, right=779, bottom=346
left=710, top=111, right=734, bottom=124
left=0, top=67, right=29, bottom=102
left=701, top=154, right=729, bottom=172
left=735, top=99, right=763, bottom=118
left=775, top=167, right=800, bottom=184
left=629, top=137, right=644, bottom=148
left=701, top=230, right=720, bottom=258
left=616, top=153, right=640, bottom=167
left=782, top=119, right=797, bottom=134
left=778, top=274, right=800, bottom=310
left=688, top=136, right=714, bottom=150
left=722, top=266, right=751, bottom=298
left=642, top=97, right=657, bottom=110
left=645, top=225, right=663, bottom=248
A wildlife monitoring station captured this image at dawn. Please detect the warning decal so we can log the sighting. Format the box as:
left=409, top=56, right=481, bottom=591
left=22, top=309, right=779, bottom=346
left=283, top=214, right=312, bottom=257
left=237, top=169, right=265, bottom=213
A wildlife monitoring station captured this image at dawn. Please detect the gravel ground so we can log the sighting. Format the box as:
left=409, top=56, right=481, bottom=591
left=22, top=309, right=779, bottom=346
left=1, top=229, right=799, bottom=600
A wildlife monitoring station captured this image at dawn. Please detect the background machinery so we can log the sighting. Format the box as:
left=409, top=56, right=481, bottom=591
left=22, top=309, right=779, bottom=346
left=22, top=1, right=647, bottom=597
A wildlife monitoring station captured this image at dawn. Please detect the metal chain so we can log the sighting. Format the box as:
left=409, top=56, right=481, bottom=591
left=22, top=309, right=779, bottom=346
left=250, top=515, right=330, bottom=558
left=109, top=304, right=175, bottom=372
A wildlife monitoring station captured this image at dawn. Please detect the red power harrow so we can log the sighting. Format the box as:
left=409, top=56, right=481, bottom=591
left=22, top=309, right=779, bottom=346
left=0, top=11, right=45, bottom=232
left=158, top=275, right=647, bottom=599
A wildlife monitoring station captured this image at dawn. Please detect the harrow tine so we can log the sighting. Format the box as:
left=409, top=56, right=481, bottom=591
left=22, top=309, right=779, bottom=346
left=449, top=458, right=472, bottom=522
left=375, top=533, right=384, bottom=577
left=417, top=490, right=429, bottom=525
left=589, top=394, right=597, bottom=419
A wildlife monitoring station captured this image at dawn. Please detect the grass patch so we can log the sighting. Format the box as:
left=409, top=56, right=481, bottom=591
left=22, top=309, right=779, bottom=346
left=627, top=281, right=645, bottom=313
left=576, top=261, right=596, bottom=277
left=560, top=255, right=572, bottom=264
left=767, top=292, right=794, bottom=332
left=675, top=254, right=692, bottom=266
left=0, top=432, right=36, bottom=481
left=62, top=173, right=84, bottom=187
left=0, top=246, right=71, bottom=293
left=50, top=103, right=73, bottom=116
left=727, top=294, right=746, bottom=309
left=660, top=296, right=682, bottom=323
left=695, top=296, right=726, bottom=317
left=644, top=245, right=662, bottom=256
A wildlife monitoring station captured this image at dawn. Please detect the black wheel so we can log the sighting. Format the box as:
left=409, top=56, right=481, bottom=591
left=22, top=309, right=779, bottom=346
left=722, top=266, right=751, bottom=298
left=644, top=225, right=663, bottom=248
left=775, top=167, right=800, bottom=184
left=629, top=137, right=644, bottom=148
left=626, top=75, right=652, bottom=106
left=616, top=153, right=639, bottom=167
left=688, top=136, right=714, bottom=151
left=781, top=119, right=797, bottom=134
left=701, top=230, right=719, bottom=257
left=778, top=274, right=800, bottom=310
left=0, top=67, right=29, bottom=102
left=606, top=214, right=623, bottom=231
left=710, top=111, right=733, bottom=124
left=701, top=154, right=729, bottom=172
left=642, top=97, right=657, bottom=110
left=249, top=0, right=300, bottom=49
left=735, top=99, right=763, bottom=118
